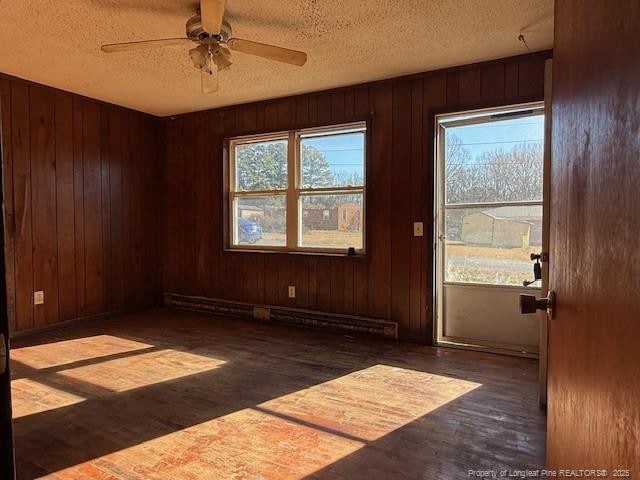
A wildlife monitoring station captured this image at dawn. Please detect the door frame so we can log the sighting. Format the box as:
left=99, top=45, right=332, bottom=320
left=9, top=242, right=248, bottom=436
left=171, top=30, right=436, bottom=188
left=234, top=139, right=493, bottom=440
left=538, top=59, right=553, bottom=406
left=0, top=91, right=16, bottom=478
left=432, top=101, right=549, bottom=357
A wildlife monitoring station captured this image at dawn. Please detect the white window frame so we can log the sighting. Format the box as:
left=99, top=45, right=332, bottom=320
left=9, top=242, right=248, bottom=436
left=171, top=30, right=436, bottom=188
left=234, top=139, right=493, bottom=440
left=228, top=121, right=367, bottom=254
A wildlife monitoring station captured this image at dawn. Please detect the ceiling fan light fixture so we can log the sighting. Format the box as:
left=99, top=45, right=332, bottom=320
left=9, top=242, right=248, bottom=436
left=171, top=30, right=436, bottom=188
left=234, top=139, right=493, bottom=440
left=189, top=45, right=209, bottom=70
left=211, top=46, right=232, bottom=71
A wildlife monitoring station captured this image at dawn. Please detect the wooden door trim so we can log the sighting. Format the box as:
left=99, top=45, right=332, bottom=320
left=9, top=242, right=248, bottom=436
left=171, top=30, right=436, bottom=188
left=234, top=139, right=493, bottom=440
left=0, top=88, right=16, bottom=479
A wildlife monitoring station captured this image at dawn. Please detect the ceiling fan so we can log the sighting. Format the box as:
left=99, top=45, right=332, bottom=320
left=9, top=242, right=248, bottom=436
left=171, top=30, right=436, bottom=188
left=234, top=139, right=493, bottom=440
left=100, top=0, right=307, bottom=94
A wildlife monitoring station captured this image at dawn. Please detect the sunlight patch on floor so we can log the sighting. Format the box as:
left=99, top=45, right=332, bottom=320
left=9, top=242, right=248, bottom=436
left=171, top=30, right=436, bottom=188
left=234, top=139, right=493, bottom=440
left=45, top=407, right=363, bottom=480
left=259, top=364, right=481, bottom=442
left=11, top=335, right=153, bottom=370
left=56, top=349, right=226, bottom=393
left=42, top=365, right=480, bottom=480
left=11, top=378, right=85, bottom=419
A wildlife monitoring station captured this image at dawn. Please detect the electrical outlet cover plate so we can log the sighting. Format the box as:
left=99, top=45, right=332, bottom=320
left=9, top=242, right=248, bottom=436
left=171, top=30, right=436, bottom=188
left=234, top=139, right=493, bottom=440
left=288, top=286, right=296, bottom=298
left=413, top=222, right=424, bottom=237
left=34, top=291, right=44, bottom=305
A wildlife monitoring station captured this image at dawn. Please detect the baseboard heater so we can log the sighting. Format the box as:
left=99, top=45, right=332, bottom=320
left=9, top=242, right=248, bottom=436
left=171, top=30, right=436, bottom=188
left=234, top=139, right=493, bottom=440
left=164, top=293, right=398, bottom=340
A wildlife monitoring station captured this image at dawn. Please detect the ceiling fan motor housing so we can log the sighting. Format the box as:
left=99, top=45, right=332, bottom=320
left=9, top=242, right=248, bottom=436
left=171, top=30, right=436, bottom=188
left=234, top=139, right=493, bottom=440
left=186, top=15, right=232, bottom=43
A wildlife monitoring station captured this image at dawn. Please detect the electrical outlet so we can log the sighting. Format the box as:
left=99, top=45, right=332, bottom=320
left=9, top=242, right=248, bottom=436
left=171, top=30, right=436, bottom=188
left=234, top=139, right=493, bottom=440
left=34, top=291, right=44, bottom=305
left=288, top=285, right=296, bottom=298
left=413, top=222, right=424, bottom=237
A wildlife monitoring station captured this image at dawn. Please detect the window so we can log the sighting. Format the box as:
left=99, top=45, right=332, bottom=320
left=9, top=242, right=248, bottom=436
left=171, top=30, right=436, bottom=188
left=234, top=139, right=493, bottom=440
left=228, top=122, right=366, bottom=253
left=436, top=104, right=545, bottom=287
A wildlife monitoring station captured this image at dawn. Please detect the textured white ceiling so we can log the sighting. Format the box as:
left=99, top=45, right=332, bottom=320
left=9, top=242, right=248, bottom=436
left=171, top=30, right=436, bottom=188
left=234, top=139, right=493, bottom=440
left=0, top=0, right=553, bottom=117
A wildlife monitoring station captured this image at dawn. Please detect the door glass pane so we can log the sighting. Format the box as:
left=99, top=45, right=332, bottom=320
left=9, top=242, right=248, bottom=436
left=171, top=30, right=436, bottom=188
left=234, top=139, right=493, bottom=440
left=234, top=195, right=286, bottom=247
left=300, top=129, right=365, bottom=188
left=444, top=205, right=542, bottom=286
left=235, top=139, right=288, bottom=191
left=444, top=115, right=544, bottom=204
left=300, top=193, right=363, bottom=249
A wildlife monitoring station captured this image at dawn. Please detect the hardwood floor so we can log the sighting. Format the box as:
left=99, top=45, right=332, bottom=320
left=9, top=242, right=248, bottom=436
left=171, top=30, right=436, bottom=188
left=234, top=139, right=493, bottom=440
left=10, top=309, right=545, bottom=479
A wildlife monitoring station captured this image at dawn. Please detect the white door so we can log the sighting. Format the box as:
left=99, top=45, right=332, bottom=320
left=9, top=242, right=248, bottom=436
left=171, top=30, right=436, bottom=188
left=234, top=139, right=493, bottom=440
left=435, top=103, right=546, bottom=356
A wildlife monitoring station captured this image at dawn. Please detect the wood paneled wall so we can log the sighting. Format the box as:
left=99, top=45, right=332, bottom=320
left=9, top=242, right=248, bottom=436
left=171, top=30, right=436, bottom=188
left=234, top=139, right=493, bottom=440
left=0, top=76, right=163, bottom=335
left=164, top=52, right=550, bottom=342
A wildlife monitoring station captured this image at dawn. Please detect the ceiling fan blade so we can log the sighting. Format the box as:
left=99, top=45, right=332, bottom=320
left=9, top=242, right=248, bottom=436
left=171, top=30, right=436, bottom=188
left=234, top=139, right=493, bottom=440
left=201, top=0, right=226, bottom=33
left=227, top=38, right=307, bottom=66
left=201, top=63, right=219, bottom=94
left=101, top=38, right=192, bottom=53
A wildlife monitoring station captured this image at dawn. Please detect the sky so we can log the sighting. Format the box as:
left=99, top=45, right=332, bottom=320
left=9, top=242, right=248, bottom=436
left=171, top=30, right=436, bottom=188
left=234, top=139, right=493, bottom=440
left=447, top=114, right=545, bottom=160
left=302, top=132, right=365, bottom=178
left=300, top=113, right=545, bottom=179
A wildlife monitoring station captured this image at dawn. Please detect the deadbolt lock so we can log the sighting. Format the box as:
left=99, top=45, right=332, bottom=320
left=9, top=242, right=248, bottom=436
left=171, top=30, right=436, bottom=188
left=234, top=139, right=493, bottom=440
left=520, top=291, right=556, bottom=318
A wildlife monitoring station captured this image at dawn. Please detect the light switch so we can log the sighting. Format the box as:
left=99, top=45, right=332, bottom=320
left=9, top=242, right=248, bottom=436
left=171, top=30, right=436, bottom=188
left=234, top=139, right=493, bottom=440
left=413, top=222, right=424, bottom=237
left=34, top=290, right=44, bottom=305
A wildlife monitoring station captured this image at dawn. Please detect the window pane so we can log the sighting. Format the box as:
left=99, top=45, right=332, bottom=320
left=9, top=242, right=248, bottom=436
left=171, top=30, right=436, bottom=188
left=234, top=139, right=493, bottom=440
left=234, top=195, right=286, bottom=247
left=300, top=130, right=365, bottom=188
left=300, top=193, right=363, bottom=249
left=235, top=139, right=287, bottom=191
left=444, top=114, right=544, bottom=204
left=444, top=205, right=542, bottom=286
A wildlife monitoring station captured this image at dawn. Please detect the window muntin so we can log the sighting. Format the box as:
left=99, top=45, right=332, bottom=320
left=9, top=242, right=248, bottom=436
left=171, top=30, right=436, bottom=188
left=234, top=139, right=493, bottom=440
left=229, top=123, right=366, bottom=253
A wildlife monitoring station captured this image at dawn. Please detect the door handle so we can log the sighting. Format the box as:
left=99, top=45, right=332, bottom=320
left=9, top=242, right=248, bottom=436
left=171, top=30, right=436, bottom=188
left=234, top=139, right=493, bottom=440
left=520, top=291, right=556, bottom=318
left=0, top=334, right=6, bottom=375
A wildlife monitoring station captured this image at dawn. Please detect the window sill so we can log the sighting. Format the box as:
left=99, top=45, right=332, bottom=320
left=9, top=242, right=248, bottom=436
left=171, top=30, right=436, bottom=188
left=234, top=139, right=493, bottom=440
left=223, top=247, right=367, bottom=260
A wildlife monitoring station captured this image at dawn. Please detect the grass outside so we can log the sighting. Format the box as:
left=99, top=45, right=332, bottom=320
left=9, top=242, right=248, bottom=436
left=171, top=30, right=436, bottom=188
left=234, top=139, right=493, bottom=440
left=445, top=241, right=540, bottom=286
left=243, top=230, right=363, bottom=249
left=446, top=242, right=539, bottom=260
left=301, top=230, right=362, bottom=249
